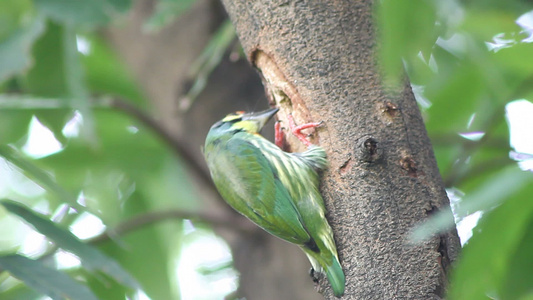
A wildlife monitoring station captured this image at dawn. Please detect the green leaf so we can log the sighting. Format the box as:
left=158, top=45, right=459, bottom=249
left=0, top=282, right=42, bottom=300
left=89, top=213, right=182, bottom=299
left=500, top=218, right=533, bottom=300
left=411, top=166, right=533, bottom=241
left=0, top=110, right=33, bottom=144
left=448, top=178, right=533, bottom=299
left=454, top=166, right=533, bottom=217
left=461, top=9, right=520, bottom=43
left=23, top=21, right=68, bottom=97
left=0, top=145, right=81, bottom=209
left=0, top=254, right=98, bottom=300
left=493, top=43, right=533, bottom=94
left=0, top=0, right=35, bottom=41
left=19, top=20, right=97, bottom=144
left=424, top=58, right=485, bottom=133
left=0, top=14, right=45, bottom=82
left=82, top=34, right=147, bottom=106
left=92, top=193, right=183, bottom=300
left=62, top=24, right=97, bottom=144
left=0, top=199, right=140, bottom=290
left=37, top=109, right=193, bottom=299
left=377, top=0, right=438, bottom=85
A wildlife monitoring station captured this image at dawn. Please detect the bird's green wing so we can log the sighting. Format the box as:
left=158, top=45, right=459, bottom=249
left=207, top=136, right=311, bottom=244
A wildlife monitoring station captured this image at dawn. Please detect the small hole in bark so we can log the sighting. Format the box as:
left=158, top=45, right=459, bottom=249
left=359, top=137, right=382, bottom=163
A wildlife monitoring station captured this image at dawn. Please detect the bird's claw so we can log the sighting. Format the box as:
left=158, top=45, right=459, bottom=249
left=287, top=114, right=323, bottom=147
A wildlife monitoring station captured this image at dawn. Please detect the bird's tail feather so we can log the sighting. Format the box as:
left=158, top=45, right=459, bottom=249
left=326, top=257, right=345, bottom=297
left=306, top=252, right=345, bottom=297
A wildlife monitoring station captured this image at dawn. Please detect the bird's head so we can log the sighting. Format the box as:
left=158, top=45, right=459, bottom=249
left=213, top=107, right=279, bottom=134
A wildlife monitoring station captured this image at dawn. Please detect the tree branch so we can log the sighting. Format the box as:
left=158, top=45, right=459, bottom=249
left=106, top=98, right=215, bottom=190
left=0, top=95, right=216, bottom=194
left=89, top=209, right=255, bottom=245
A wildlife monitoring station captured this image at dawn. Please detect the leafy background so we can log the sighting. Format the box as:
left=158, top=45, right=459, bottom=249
left=0, top=0, right=532, bottom=299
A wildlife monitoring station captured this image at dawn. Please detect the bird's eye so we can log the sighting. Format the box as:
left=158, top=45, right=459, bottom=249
left=227, top=116, right=242, bottom=123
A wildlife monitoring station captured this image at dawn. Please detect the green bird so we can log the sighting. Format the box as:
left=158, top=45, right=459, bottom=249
left=204, top=107, right=345, bottom=297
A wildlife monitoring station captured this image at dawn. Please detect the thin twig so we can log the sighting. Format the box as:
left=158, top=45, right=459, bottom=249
left=0, top=95, right=215, bottom=191
left=89, top=210, right=255, bottom=245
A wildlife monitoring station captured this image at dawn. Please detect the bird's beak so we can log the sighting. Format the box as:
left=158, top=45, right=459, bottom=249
left=243, top=107, right=279, bottom=131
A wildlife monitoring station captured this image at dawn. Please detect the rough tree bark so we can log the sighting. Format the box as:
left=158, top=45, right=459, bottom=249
left=221, top=1, right=461, bottom=299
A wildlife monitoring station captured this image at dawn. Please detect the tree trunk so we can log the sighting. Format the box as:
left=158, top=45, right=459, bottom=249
left=221, top=1, right=461, bottom=299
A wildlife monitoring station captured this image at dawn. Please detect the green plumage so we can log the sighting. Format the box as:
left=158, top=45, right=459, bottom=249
left=204, top=108, right=345, bottom=297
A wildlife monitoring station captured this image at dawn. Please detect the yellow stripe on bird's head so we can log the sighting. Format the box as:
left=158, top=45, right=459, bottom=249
left=223, top=108, right=279, bottom=134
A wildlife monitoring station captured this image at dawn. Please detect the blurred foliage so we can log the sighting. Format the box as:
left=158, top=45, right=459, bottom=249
left=143, top=0, right=197, bottom=32
left=0, top=0, right=215, bottom=299
left=0, top=254, right=99, bottom=300
left=179, top=19, right=237, bottom=112
left=378, top=0, right=533, bottom=299
left=0, top=0, right=532, bottom=299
